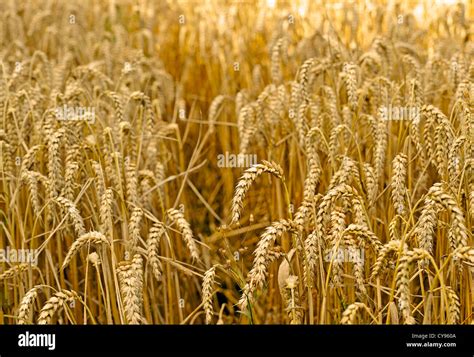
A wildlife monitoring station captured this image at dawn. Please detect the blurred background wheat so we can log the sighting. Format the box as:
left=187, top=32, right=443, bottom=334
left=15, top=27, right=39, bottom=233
left=0, top=0, right=473, bottom=325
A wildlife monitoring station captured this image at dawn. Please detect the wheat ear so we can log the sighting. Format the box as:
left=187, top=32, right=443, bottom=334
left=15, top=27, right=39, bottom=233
left=341, top=302, right=370, bottom=324
left=18, top=286, right=40, bottom=325
left=128, top=206, right=143, bottom=253
left=239, top=219, right=295, bottom=311
left=147, top=222, right=165, bottom=281
left=55, top=196, right=86, bottom=237
left=62, top=231, right=110, bottom=270
left=37, top=289, right=80, bottom=324
left=231, top=160, right=284, bottom=225
left=446, top=286, right=460, bottom=324
left=167, top=208, right=200, bottom=261
left=0, top=264, right=30, bottom=281
left=202, top=265, right=217, bottom=325
left=117, top=257, right=144, bottom=325
left=391, top=153, right=408, bottom=215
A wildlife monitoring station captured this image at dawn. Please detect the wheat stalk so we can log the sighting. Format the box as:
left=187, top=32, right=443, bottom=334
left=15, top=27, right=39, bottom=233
left=284, top=275, right=302, bottom=324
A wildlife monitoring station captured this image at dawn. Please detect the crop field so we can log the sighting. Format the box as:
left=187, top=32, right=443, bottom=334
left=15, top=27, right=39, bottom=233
left=0, top=0, right=473, bottom=325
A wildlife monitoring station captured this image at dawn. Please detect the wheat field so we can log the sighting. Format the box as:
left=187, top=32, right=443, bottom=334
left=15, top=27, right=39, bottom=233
left=0, top=0, right=473, bottom=325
